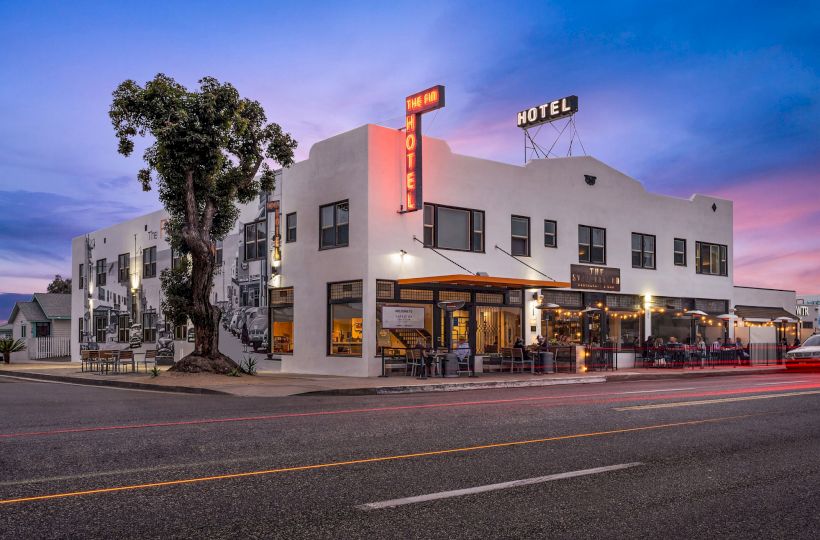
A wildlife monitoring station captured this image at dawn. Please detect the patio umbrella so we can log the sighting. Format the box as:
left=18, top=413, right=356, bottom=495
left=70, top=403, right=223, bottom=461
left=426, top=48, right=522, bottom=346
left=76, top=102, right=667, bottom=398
left=685, top=310, right=708, bottom=316
left=716, top=313, right=737, bottom=320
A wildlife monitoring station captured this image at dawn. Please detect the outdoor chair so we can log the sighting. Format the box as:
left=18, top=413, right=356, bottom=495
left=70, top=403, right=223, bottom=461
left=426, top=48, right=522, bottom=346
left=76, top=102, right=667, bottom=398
left=117, top=350, right=135, bottom=373
left=500, top=348, right=513, bottom=371
left=511, top=347, right=534, bottom=373
left=456, top=353, right=472, bottom=377
left=142, top=349, right=157, bottom=373
left=81, top=349, right=99, bottom=373
left=404, top=349, right=420, bottom=377
left=98, top=350, right=117, bottom=374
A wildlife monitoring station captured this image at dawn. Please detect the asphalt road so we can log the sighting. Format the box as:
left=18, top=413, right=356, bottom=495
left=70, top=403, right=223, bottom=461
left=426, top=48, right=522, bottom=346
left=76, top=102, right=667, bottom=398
left=1, top=371, right=819, bottom=539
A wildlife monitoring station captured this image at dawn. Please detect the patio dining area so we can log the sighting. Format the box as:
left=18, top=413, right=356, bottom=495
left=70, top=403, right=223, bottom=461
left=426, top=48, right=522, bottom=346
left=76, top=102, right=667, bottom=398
left=80, top=348, right=159, bottom=375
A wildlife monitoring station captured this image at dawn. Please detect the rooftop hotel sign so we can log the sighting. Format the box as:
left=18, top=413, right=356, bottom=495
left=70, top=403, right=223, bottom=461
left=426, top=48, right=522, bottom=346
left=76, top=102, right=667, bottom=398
left=517, top=95, right=578, bottom=129
left=403, top=85, right=445, bottom=212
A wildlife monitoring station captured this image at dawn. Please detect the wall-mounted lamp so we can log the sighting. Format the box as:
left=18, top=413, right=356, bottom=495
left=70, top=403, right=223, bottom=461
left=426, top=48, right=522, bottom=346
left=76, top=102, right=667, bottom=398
left=400, top=249, right=407, bottom=256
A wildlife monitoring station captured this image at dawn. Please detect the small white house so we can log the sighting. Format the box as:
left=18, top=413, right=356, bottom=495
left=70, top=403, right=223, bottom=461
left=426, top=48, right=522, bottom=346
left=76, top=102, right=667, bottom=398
left=7, top=293, right=72, bottom=361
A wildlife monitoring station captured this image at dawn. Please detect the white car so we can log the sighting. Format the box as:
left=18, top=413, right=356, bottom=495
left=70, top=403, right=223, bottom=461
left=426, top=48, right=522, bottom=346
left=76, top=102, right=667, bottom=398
left=785, top=335, right=820, bottom=369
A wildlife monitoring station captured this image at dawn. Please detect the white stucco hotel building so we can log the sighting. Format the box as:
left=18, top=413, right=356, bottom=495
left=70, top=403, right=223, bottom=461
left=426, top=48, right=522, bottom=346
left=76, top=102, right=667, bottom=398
left=71, top=123, right=798, bottom=376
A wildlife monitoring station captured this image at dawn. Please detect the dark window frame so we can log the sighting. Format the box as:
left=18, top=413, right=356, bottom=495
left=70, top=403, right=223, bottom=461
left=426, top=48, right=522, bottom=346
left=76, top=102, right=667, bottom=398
left=327, top=280, right=363, bottom=357
left=511, top=215, right=531, bottom=257
left=118, top=253, right=130, bottom=284
left=142, top=246, right=157, bottom=279
left=578, top=225, right=606, bottom=265
left=544, top=219, right=557, bottom=248
left=319, top=200, right=350, bottom=250
left=674, top=238, right=687, bottom=267
left=95, top=258, right=107, bottom=286
left=78, top=264, right=85, bottom=290
left=422, top=202, right=485, bottom=253
left=286, top=212, right=297, bottom=243
left=244, top=220, right=267, bottom=261
left=695, top=241, right=728, bottom=276
left=631, top=232, right=656, bottom=270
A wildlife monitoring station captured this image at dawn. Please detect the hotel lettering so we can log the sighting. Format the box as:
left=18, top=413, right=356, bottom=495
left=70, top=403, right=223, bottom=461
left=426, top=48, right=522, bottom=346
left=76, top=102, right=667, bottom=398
left=403, top=85, right=445, bottom=212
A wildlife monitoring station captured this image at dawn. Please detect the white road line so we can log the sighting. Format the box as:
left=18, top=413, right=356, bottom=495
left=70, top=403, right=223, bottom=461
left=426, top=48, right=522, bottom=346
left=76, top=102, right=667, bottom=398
left=357, top=463, right=643, bottom=510
left=614, top=389, right=820, bottom=411
left=616, top=388, right=696, bottom=394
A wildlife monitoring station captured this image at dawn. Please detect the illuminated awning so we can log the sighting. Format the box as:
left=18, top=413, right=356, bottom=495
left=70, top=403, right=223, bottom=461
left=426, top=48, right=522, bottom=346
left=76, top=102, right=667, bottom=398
left=397, top=274, right=569, bottom=290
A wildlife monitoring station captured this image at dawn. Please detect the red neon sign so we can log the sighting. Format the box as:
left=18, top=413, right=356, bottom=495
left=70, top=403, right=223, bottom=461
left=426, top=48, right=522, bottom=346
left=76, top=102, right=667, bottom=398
left=404, top=85, right=445, bottom=212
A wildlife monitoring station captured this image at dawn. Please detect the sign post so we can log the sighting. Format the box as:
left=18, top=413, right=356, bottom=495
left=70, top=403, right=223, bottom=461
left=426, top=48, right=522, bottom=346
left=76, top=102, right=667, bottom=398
left=402, top=85, right=445, bottom=213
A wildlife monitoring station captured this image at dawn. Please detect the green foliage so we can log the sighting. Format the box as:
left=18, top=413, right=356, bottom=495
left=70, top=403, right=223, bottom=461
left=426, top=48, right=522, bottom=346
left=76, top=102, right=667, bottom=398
left=109, top=74, right=297, bottom=245
left=240, top=356, right=257, bottom=376
left=46, top=275, right=72, bottom=294
left=227, top=367, right=242, bottom=377
left=0, top=338, right=26, bottom=354
left=0, top=338, right=26, bottom=363
left=160, top=257, right=193, bottom=327
left=150, top=366, right=161, bottom=377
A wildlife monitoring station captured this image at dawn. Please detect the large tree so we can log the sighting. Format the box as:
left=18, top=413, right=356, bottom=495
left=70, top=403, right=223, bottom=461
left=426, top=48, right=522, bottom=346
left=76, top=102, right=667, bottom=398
left=46, top=274, right=72, bottom=294
left=110, top=74, right=296, bottom=373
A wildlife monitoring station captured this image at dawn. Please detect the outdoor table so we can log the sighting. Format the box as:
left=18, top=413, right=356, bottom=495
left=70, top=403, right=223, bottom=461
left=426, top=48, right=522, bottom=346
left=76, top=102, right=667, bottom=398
left=418, top=352, right=445, bottom=379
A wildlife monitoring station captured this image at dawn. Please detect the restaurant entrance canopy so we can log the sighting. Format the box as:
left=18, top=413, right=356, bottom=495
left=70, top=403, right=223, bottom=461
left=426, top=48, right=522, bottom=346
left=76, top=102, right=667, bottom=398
left=397, top=274, right=569, bottom=290
left=734, top=305, right=799, bottom=322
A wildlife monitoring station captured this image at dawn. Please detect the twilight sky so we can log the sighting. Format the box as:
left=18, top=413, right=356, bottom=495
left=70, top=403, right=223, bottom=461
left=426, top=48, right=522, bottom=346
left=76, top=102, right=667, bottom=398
left=0, top=1, right=818, bottom=295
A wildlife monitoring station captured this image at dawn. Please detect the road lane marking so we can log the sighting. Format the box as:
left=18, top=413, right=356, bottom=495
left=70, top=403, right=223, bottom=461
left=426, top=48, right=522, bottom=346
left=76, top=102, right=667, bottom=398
left=617, top=388, right=696, bottom=394
left=614, top=390, right=820, bottom=411
left=0, top=413, right=763, bottom=505
left=357, top=463, right=643, bottom=510
left=751, top=380, right=808, bottom=386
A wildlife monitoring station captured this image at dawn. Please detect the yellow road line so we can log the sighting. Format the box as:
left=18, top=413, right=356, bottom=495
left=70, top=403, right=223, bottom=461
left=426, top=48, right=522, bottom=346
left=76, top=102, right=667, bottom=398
left=614, top=390, right=820, bottom=411
left=0, top=413, right=762, bottom=505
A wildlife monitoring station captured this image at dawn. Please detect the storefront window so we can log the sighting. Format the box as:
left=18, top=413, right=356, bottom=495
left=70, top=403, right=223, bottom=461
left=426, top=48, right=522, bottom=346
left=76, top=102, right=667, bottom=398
left=475, top=306, right=522, bottom=354
left=544, top=310, right=583, bottom=344
left=376, top=303, right=433, bottom=355
left=330, top=303, right=362, bottom=356
left=271, top=306, right=294, bottom=353
left=607, top=312, right=641, bottom=347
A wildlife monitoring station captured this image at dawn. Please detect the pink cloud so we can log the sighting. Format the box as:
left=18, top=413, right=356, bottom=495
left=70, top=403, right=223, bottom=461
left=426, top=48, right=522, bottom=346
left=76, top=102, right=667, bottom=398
left=711, top=170, right=820, bottom=295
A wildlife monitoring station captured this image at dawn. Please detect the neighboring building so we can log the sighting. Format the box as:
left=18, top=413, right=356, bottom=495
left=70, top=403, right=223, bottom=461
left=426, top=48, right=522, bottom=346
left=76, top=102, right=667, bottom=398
left=0, top=323, right=12, bottom=339
left=7, top=293, right=71, bottom=360
left=796, top=296, right=820, bottom=340
left=72, top=124, right=799, bottom=376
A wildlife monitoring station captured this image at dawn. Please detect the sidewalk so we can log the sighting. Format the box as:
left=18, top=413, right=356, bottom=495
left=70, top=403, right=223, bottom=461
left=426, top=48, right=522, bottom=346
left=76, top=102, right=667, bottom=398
left=0, top=361, right=787, bottom=398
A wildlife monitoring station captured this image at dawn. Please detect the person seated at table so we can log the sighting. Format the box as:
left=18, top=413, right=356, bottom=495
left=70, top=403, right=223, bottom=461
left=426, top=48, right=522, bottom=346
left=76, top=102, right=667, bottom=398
left=735, top=337, right=749, bottom=363
left=454, top=338, right=471, bottom=362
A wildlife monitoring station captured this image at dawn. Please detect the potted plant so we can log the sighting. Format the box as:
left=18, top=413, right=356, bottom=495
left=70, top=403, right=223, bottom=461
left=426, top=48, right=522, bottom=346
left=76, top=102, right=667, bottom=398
left=0, top=338, right=26, bottom=364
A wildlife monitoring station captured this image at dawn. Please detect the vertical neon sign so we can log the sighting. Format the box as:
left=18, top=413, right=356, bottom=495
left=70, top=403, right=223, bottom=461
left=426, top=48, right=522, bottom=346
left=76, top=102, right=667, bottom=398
left=404, top=85, right=445, bottom=212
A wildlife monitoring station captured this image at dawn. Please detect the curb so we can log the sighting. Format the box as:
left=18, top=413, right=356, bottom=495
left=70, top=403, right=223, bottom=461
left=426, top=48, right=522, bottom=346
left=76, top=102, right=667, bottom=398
left=299, top=376, right=608, bottom=396
left=604, top=367, right=787, bottom=382
left=0, top=371, right=230, bottom=396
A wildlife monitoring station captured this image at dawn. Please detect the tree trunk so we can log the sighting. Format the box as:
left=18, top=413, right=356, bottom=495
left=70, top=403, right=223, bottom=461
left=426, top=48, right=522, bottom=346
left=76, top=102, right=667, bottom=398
left=169, top=224, right=238, bottom=374
left=3, top=352, right=9, bottom=364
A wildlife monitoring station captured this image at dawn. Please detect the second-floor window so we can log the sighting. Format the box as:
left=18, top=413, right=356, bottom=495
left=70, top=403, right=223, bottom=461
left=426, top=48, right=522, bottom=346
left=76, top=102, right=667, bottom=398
left=143, top=246, right=156, bottom=278
left=631, top=233, right=656, bottom=269
left=674, top=238, right=687, bottom=266
left=578, top=225, right=605, bottom=264
left=118, top=253, right=130, bottom=283
left=286, top=212, right=297, bottom=243
left=696, top=241, right=728, bottom=276
left=511, top=215, right=530, bottom=256
left=95, top=259, right=107, bottom=286
left=244, top=220, right=267, bottom=260
left=423, top=203, right=484, bottom=252
left=320, top=200, right=349, bottom=249
left=544, top=220, right=557, bottom=248
left=216, top=240, right=223, bottom=266
left=79, top=264, right=85, bottom=290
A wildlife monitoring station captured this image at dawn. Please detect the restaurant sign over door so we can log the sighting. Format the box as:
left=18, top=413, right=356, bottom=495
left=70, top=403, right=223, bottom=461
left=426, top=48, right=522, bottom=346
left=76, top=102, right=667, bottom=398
left=570, top=264, right=621, bottom=291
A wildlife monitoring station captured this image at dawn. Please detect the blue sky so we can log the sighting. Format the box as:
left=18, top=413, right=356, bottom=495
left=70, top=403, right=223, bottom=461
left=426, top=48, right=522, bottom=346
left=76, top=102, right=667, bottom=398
left=0, top=0, right=818, bottom=295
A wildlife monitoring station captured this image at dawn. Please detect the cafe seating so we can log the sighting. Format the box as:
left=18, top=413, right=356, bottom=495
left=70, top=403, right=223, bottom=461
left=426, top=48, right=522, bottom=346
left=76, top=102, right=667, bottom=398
left=142, top=349, right=157, bottom=373
left=510, top=348, right=534, bottom=373
left=99, top=350, right=117, bottom=374
left=117, top=350, right=136, bottom=373
left=81, top=349, right=99, bottom=373
left=405, top=349, right=422, bottom=376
